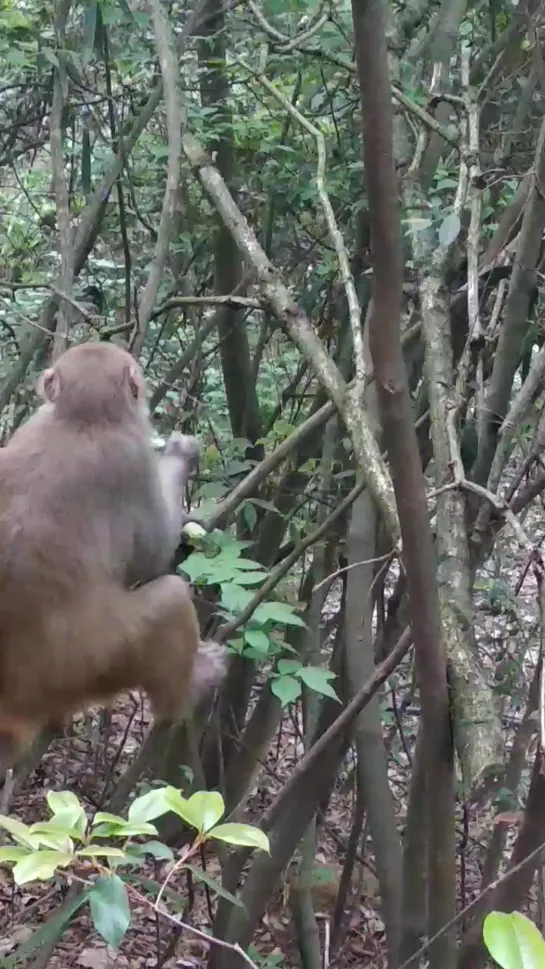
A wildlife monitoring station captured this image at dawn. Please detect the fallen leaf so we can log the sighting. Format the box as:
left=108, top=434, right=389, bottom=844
left=0, top=923, right=35, bottom=955
left=77, top=945, right=114, bottom=968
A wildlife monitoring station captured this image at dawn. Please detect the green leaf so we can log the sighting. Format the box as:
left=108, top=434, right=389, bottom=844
left=13, top=849, right=73, bottom=884
left=483, top=911, right=545, bottom=969
left=438, top=211, right=461, bottom=247
left=91, top=823, right=125, bottom=838
left=92, top=811, right=125, bottom=826
left=271, top=675, right=302, bottom=706
left=35, top=813, right=86, bottom=841
left=253, top=602, right=306, bottom=628
left=244, top=629, right=270, bottom=654
left=0, top=846, right=29, bottom=863
left=92, top=812, right=158, bottom=837
left=113, top=850, right=147, bottom=868
left=187, top=791, right=225, bottom=832
left=43, top=819, right=85, bottom=840
left=76, top=846, right=127, bottom=859
left=0, top=8, right=32, bottom=30
left=47, top=790, right=84, bottom=818
left=27, top=826, right=74, bottom=853
left=180, top=552, right=215, bottom=582
left=220, top=557, right=264, bottom=570
left=107, top=822, right=158, bottom=838
left=236, top=572, right=267, bottom=587
left=163, top=789, right=198, bottom=829
left=128, top=787, right=172, bottom=824
left=219, top=583, right=254, bottom=613
left=277, top=659, right=302, bottom=675
left=199, top=565, right=241, bottom=584
left=184, top=863, right=244, bottom=907
left=298, top=667, right=340, bottom=700
left=165, top=789, right=224, bottom=833
left=0, top=815, right=41, bottom=849
left=89, top=875, right=131, bottom=950
left=208, top=823, right=270, bottom=852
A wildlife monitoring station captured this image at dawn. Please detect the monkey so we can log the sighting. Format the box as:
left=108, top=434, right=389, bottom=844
left=0, top=342, right=225, bottom=767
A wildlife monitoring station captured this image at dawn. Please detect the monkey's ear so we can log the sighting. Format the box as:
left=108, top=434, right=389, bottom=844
left=124, top=364, right=143, bottom=400
left=37, top=368, right=59, bottom=402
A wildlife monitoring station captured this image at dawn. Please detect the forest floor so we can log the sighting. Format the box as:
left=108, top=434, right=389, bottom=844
left=0, top=659, right=400, bottom=968
left=0, top=471, right=541, bottom=968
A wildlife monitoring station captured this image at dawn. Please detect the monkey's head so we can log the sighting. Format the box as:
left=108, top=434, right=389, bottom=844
left=38, top=343, right=149, bottom=427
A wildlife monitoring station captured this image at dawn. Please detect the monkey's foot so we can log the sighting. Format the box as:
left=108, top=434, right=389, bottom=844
left=190, top=640, right=227, bottom=705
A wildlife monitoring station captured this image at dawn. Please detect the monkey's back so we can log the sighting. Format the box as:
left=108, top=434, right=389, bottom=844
left=0, top=408, right=165, bottom=611
left=0, top=408, right=170, bottom=713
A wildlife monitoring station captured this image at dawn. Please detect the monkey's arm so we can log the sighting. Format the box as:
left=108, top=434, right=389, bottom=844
left=159, top=433, right=205, bottom=539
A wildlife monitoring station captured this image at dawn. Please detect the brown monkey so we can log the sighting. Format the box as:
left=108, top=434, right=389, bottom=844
left=0, top=342, right=224, bottom=766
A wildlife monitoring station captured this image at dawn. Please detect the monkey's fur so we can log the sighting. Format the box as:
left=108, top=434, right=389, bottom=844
left=0, top=342, right=225, bottom=765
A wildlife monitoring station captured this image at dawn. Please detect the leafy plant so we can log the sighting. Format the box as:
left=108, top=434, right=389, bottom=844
left=182, top=534, right=339, bottom=703
left=270, top=659, right=340, bottom=706
left=0, top=787, right=269, bottom=953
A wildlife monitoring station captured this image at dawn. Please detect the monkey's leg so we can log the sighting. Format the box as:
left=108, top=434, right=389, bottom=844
left=0, top=715, right=37, bottom=773
left=138, top=583, right=202, bottom=722
left=126, top=581, right=226, bottom=718
left=2, top=575, right=195, bottom=725
left=1, top=577, right=222, bottom=750
left=64, top=575, right=205, bottom=723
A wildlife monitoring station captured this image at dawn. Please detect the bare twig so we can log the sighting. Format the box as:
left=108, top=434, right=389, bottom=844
left=152, top=294, right=261, bottom=312
left=537, top=571, right=545, bottom=751
left=132, top=0, right=184, bottom=355
left=243, top=62, right=365, bottom=393
left=0, top=0, right=209, bottom=415
left=217, top=476, right=371, bottom=641
left=464, top=47, right=485, bottom=451
left=50, top=0, right=75, bottom=361
left=246, top=0, right=329, bottom=53
left=182, top=131, right=399, bottom=541
left=313, top=551, right=394, bottom=592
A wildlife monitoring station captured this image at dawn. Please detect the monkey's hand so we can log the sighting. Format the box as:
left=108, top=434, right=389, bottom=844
left=190, top=640, right=227, bottom=706
left=165, top=432, right=200, bottom=467
left=160, top=432, right=202, bottom=530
